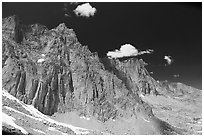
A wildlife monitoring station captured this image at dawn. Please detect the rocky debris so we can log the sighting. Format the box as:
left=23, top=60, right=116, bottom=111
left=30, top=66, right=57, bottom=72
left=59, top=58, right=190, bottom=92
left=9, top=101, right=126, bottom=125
left=2, top=125, right=26, bottom=135
left=140, top=86, right=202, bottom=135
left=2, top=89, right=104, bottom=135
left=2, top=15, right=202, bottom=135
left=159, top=81, right=201, bottom=101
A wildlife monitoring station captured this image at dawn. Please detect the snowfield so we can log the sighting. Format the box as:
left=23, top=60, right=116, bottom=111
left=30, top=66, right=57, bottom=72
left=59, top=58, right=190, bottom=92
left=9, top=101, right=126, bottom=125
left=31, top=128, right=46, bottom=134
left=2, top=112, right=28, bottom=134
left=2, top=89, right=92, bottom=135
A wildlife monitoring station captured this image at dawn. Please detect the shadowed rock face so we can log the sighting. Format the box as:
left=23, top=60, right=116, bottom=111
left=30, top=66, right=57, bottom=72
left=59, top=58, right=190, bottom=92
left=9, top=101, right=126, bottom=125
left=2, top=15, right=201, bottom=135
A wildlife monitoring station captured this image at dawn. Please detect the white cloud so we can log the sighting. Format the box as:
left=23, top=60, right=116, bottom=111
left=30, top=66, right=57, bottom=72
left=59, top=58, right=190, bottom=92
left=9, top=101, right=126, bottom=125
left=107, top=44, right=153, bottom=58
left=164, top=55, right=173, bottom=65
left=138, top=49, right=154, bottom=55
left=74, top=3, right=96, bottom=17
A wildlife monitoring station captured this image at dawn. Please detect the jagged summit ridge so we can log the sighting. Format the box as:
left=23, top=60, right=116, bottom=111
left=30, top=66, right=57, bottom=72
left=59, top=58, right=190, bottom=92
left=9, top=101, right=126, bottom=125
left=3, top=15, right=201, bottom=135
left=2, top=15, right=156, bottom=118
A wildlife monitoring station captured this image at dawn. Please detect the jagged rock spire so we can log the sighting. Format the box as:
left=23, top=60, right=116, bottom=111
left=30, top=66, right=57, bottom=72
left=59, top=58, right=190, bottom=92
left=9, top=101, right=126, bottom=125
left=2, top=15, right=157, bottom=121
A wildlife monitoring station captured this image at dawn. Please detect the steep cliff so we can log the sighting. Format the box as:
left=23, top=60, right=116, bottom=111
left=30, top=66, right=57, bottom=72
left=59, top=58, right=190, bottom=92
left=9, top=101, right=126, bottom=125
left=2, top=15, right=201, bottom=135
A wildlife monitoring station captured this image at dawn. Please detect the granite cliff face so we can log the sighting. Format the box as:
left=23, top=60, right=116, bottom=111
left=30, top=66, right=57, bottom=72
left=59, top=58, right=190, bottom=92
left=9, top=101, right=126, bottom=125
left=2, top=15, right=155, bottom=117
left=2, top=15, right=202, bottom=135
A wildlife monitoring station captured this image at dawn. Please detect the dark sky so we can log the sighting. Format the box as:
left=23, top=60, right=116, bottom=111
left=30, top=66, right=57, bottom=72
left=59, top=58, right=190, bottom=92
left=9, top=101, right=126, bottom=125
left=2, top=2, right=202, bottom=89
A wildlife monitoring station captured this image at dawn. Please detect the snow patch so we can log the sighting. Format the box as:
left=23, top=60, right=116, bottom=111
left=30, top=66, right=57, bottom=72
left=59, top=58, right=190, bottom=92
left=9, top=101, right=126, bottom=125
left=24, top=104, right=48, bottom=119
left=197, top=121, right=202, bottom=124
left=80, top=116, right=90, bottom=120
left=37, top=58, right=45, bottom=63
left=3, top=90, right=45, bottom=119
left=3, top=106, right=42, bottom=121
left=87, top=117, right=90, bottom=120
left=197, top=131, right=202, bottom=133
left=3, top=89, right=90, bottom=135
left=2, top=112, right=28, bottom=134
left=142, top=117, right=150, bottom=123
left=140, top=94, right=145, bottom=98
left=23, top=105, right=90, bottom=134
left=31, top=128, right=45, bottom=134
left=48, top=127, right=56, bottom=131
left=2, top=89, right=21, bottom=103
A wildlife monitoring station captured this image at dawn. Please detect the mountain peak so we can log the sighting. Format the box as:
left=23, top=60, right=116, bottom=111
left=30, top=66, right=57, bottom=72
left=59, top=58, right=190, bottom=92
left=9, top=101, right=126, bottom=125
left=2, top=15, right=202, bottom=135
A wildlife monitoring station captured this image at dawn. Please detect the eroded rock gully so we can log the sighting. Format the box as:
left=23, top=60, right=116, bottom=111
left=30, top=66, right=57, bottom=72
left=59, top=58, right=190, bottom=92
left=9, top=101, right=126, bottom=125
left=3, top=15, right=200, bottom=135
left=2, top=15, right=157, bottom=119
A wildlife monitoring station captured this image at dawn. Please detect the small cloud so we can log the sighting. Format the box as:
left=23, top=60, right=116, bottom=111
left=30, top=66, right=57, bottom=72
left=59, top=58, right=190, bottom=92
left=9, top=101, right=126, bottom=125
left=164, top=55, right=173, bottom=65
left=138, top=49, right=154, bottom=55
left=173, top=74, right=180, bottom=78
left=107, top=44, right=153, bottom=58
left=74, top=3, right=96, bottom=17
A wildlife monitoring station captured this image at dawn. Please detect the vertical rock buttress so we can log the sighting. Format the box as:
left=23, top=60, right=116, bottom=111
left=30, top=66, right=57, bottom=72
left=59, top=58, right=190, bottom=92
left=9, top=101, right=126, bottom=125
left=2, top=16, right=155, bottom=122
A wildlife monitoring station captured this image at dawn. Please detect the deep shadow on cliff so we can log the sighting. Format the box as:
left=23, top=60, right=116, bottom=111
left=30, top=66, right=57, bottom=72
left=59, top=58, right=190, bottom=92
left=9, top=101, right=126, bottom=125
left=2, top=15, right=202, bottom=135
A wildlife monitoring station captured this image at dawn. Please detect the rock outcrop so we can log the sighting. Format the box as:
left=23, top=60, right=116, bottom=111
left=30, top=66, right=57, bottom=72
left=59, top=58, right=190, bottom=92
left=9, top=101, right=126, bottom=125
left=2, top=15, right=202, bottom=135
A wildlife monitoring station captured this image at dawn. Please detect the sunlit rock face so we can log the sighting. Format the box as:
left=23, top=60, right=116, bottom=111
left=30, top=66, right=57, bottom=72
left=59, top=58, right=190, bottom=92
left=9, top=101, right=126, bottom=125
left=2, top=15, right=202, bottom=135
left=2, top=15, right=158, bottom=121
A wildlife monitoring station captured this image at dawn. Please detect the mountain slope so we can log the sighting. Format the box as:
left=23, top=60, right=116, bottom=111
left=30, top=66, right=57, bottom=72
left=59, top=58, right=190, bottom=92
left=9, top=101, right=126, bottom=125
left=2, top=15, right=202, bottom=135
left=2, top=89, right=105, bottom=135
